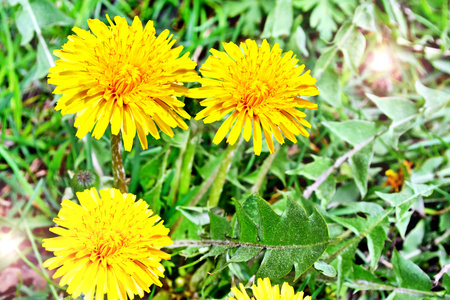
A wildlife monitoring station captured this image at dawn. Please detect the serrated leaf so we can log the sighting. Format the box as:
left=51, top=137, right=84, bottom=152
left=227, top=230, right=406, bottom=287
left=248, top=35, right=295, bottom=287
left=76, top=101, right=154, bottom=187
left=349, top=142, right=374, bottom=198
left=392, top=250, right=432, bottom=291
left=367, top=94, right=418, bottom=122
left=188, top=195, right=329, bottom=280
left=376, top=182, right=436, bottom=238
left=323, top=120, right=380, bottom=146
left=415, top=81, right=450, bottom=118
left=234, top=198, right=259, bottom=243
left=256, top=200, right=329, bottom=280
left=209, top=213, right=230, bottom=240
left=330, top=209, right=391, bottom=269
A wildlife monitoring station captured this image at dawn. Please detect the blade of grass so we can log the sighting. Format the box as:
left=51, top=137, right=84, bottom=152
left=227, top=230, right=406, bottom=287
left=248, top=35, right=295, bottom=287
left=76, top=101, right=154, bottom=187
left=0, top=146, right=51, bottom=216
left=0, top=6, right=22, bottom=129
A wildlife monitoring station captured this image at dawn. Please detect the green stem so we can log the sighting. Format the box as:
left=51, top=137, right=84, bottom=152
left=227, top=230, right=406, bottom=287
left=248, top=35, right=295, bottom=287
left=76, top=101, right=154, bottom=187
left=85, top=135, right=93, bottom=170
left=178, top=133, right=199, bottom=199
left=111, top=133, right=128, bottom=193
left=251, top=144, right=279, bottom=194
left=208, top=140, right=241, bottom=207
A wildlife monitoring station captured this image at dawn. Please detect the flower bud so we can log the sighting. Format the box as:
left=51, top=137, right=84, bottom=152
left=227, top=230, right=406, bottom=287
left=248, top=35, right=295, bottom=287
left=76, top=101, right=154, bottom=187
left=70, top=170, right=100, bottom=193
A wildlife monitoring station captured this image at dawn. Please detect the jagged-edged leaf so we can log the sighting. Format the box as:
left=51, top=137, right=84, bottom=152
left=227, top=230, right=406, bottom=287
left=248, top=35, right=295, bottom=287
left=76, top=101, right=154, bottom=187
left=330, top=208, right=392, bottom=269
left=376, top=182, right=436, bottom=237
left=323, top=121, right=380, bottom=146
left=180, top=194, right=330, bottom=280
left=209, top=213, right=230, bottom=240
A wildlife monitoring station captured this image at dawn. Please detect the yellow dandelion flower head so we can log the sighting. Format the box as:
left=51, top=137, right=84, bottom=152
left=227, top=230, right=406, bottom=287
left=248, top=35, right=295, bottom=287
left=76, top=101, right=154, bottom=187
left=230, top=278, right=311, bottom=300
left=190, top=39, right=320, bottom=155
left=43, top=188, right=173, bottom=300
left=49, top=15, right=199, bottom=151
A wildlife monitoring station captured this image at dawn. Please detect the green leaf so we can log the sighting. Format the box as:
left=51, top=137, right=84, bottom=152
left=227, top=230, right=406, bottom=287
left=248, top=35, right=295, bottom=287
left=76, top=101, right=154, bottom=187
left=316, top=175, right=336, bottom=207
left=330, top=209, right=391, bottom=269
left=402, top=220, right=425, bottom=255
left=261, top=0, right=292, bottom=38
left=16, top=0, right=73, bottom=45
left=431, top=59, right=450, bottom=74
left=286, top=155, right=333, bottom=179
left=314, top=260, right=337, bottom=277
left=209, top=212, right=231, bottom=241
left=367, top=94, right=418, bottom=122
left=353, top=3, right=377, bottom=32
left=314, top=46, right=338, bottom=78
left=349, top=142, right=374, bottom=198
left=272, top=0, right=293, bottom=37
left=317, top=66, right=342, bottom=107
left=415, top=81, right=450, bottom=118
left=47, top=140, right=70, bottom=181
left=35, top=41, right=57, bottom=79
left=392, top=250, right=432, bottom=291
left=184, top=195, right=329, bottom=280
left=323, top=120, right=380, bottom=146
left=376, top=182, right=436, bottom=237
left=269, top=146, right=290, bottom=186
left=338, top=23, right=366, bottom=74
left=292, top=25, right=309, bottom=57
left=177, top=206, right=210, bottom=226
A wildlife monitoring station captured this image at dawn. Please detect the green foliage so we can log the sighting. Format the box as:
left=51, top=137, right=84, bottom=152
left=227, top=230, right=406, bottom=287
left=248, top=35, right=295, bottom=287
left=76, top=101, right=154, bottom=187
left=179, top=195, right=329, bottom=280
left=1, top=0, right=449, bottom=299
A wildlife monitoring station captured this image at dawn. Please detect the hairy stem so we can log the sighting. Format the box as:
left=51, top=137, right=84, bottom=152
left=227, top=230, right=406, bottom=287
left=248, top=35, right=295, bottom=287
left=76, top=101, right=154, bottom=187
left=208, top=139, right=241, bottom=207
left=167, top=239, right=328, bottom=249
left=111, top=133, right=128, bottom=193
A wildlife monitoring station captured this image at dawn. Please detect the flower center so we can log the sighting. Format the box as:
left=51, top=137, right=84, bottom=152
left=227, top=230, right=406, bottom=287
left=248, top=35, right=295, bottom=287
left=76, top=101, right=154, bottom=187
left=237, top=79, right=271, bottom=113
left=90, top=229, right=127, bottom=264
left=114, top=63, right=142, bottom=94
left=104, top=63, right=144, bottom=106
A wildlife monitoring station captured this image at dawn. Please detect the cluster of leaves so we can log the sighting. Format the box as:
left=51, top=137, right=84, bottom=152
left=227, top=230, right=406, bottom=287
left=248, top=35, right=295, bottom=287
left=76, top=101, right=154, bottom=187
left=0, top=0, right=449, bottom=299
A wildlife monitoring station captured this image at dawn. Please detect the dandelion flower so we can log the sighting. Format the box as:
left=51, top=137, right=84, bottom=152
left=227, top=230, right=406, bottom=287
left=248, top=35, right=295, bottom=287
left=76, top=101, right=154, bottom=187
left=230, top=278, right=311, bottom=300
left=190, top=39, right=319, bottom=155
left=43, top=188, right=173, bottom=300
left=49, top=15, right=199, bottom=151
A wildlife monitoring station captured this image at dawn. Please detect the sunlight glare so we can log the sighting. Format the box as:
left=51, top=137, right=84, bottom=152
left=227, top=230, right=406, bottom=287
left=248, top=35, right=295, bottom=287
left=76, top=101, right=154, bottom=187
left=368, top=48, right=394, bottom=72
left=0, top=235, right=21, bottom=256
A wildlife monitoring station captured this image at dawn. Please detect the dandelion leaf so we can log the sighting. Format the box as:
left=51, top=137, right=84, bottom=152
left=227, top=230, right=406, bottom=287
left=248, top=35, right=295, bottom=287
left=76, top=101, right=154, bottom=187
left=192, top=195, right=329, bottom=280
